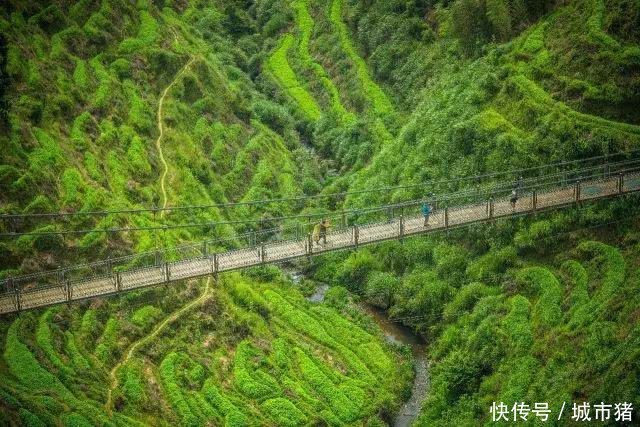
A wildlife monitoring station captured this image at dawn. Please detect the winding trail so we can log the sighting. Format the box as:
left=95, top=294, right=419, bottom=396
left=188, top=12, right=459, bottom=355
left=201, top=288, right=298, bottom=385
left=105, top=276, right=213, bottom=413
left=155, top=56, right=196, bottom=218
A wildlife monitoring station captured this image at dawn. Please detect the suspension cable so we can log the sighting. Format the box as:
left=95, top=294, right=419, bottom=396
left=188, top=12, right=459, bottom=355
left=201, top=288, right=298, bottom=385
left=2, top=163, right=638, bottom=238
left=2, top=149, right=638, bottom=220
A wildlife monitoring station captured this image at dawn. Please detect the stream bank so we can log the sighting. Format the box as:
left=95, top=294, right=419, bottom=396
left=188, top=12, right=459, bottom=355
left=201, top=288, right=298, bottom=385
left=360, top=304, right=429, bottom=427
left=290, top=269, right=429, bottom=427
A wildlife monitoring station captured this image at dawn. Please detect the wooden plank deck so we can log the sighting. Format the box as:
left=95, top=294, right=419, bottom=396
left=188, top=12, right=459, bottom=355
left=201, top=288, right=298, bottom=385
left=1, top=172, right=638, bottom=315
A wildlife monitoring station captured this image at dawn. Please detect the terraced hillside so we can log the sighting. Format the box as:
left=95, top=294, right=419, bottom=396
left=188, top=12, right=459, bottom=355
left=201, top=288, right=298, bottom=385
left=311, top=209, right=640, bottom=425
left=0, top=271, right=411, bottom=425
left=1, top=0, right=640, bottom=425
left=418, top=238, right=640, bottom=425
left=339, top=0, right=640, bottom=207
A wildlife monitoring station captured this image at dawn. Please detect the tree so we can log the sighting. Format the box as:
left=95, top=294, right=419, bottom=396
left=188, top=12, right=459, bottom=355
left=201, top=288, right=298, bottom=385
left=486, top=0, right=512, bottom=41
left=451, top=0, right=490, bottom=56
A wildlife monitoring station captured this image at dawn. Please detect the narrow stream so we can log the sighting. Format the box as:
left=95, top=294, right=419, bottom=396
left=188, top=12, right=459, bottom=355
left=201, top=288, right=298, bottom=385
left=361, top=304, right=429, bottom=427
left=289, top=269, right=429, bottom=427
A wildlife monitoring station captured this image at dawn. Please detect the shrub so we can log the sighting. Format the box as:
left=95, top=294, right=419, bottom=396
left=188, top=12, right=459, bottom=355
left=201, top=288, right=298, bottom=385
left=60, top=168, right=85, bottom=207
left=119, top=10, right=158, bottom=53
left=232, top=341, right=281, bottom=401
left=160, top=352, right=200, bottom=426
left=266, top=34, right=321, bottom=121
left=29, top=128, right=64, bottom=173
left=131, top=305, right=162, bottom=328
left=122, top=360, right=146, bottom=405
left=94, top=317, right=118, bottom=364
left=36, top=309, right=74, bottom=376
left=261, top=397, right=307, bottom=426
left=4, top=318, right=74, bottom=401
left=126, top=85, right=151, bottom=131
left=79, top=309, right=97, bottom=344
left=19, top=409, right=46, bottom=427
left=501, top=295, right=533, bottom=354
left=336, top=250, right=381, bottom=293
left=514, top=220, right=552, bottom=250
left=295, top=348, right=361, bottom=422
left=61, top=412, right=93, bottom=427
left=64, top=331, right=91, bottom=371
left=443, top=282, right=497, bottom=322
left=201, top=379, right=247, bottom=425
left=324, top=286, right=349, bottom=310
left=433, top=244, right=468, bottom=286
left=365, top=271, right=399, bottom=309
left=329, top=0, right=393, bottom=115
left=516, top=267, right=562, bottom=329
left=73, top=59, right=89, bottom=89
left=126, top=136, right=152, bottom=178
left=293, top=0, right=351, bottom=121
left=70, top=112, right=91, bottom=149
left=466, top=246, right=517, bottom=283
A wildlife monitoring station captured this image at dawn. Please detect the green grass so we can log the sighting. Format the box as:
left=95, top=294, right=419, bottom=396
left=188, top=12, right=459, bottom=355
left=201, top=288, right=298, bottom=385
left=160, top=352, right=200, bottom=426
left=292, top=0, right=354, bottom=122
left=3, top=0, right=640, bottom=425
left=119, top=10, right=159, bottom=54
left=131, top=305, right=163, bottom=328
left=266, top=34, right=322, bottom=121
left=329, top=0, right=393, bottom=116
left=36, top=310, right=74, bottom=377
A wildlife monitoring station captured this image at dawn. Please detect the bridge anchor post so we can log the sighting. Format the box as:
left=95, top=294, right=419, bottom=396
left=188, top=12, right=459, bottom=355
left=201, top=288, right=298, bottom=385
left=399, top=215, right=404, bottom=241
left=164, top=262, right=170, bottom=283
left=575, top=180, right=581, bottom=205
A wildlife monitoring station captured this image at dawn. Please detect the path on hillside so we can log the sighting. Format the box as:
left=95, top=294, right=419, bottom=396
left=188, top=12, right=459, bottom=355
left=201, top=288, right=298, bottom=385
left=105, top=276, right=213, bottom=413
left=155, top=56, right=196, bottom=218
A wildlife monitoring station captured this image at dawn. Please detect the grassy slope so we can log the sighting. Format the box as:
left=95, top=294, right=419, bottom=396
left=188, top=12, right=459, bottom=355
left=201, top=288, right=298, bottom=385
left=0, top=272, right=411, bottom=425
left=316, top=0, right=640, bottom=423
left=2, top=0, right=640, bottom=425
left=340, top=0, right=640, bottom=208
left=0, top=0, right=319, bottom=272
left=0, top=0, right=410, bottom=424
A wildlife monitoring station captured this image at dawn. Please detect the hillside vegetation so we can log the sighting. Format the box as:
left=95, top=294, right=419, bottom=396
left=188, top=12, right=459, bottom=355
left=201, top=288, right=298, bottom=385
left=0, top=271, right=411, bottom=425
left=1, top=0, right=640, bottom=425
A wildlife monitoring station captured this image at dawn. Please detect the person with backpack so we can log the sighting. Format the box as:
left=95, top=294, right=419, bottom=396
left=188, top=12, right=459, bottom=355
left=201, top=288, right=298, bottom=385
left=313, top=218, right=329, bottom=246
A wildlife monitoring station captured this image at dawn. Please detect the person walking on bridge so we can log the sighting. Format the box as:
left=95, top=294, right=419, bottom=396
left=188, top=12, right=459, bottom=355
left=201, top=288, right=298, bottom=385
left=421, top=201, right=432, bottom=227
left=510, top=189, right=518, bottom=210
left=313, top=218, right=330, bottom=246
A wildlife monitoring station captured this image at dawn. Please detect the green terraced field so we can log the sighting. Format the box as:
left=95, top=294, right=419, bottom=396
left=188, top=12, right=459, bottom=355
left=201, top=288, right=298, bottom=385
left=1, top=0, right=640, bottom=424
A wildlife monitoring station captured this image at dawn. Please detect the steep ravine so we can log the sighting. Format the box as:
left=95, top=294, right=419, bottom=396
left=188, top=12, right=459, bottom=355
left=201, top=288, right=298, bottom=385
left=297, top=272, right=429, bottom=426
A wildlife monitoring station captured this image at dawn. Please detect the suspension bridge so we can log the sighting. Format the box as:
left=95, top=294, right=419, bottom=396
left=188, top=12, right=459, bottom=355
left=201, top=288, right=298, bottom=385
left=1, top=160, right=640, bottom=315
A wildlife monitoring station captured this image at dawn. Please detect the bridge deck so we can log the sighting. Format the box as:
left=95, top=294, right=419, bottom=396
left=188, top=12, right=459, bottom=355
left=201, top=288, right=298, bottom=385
left=1, top=172, right=639, bottom=314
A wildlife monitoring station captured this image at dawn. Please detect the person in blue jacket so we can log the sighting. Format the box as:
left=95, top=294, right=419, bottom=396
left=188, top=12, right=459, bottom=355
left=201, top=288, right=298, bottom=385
left=421, top=201, right=432, bottom=227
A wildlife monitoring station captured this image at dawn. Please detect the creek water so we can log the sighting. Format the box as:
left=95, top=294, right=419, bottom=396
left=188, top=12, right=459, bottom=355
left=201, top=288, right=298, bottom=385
left=360, top=304, right=429, bottom=427
left=291, top=269, right=428, bottom=427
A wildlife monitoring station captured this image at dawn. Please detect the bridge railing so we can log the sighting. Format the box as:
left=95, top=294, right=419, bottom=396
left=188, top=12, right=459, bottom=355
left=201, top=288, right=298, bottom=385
left=3, top=165, right=640, bottom=314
